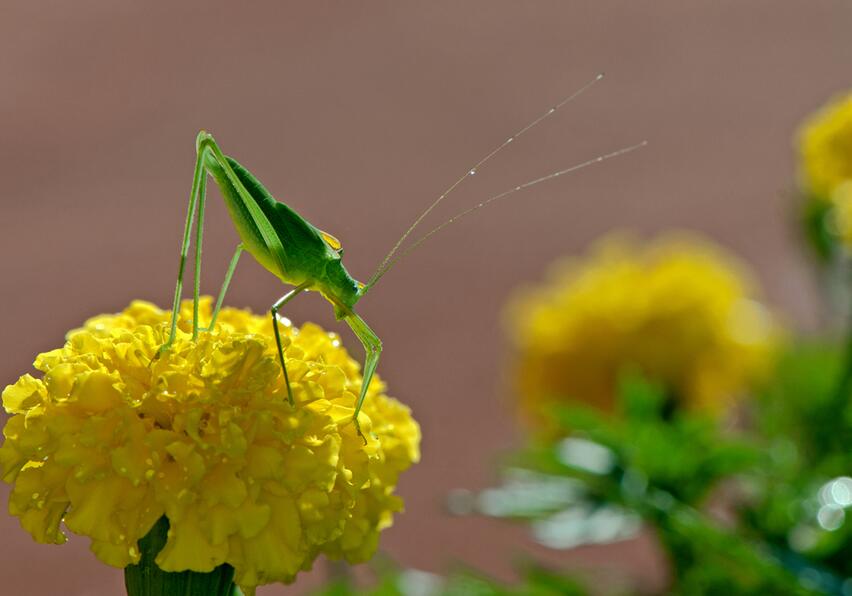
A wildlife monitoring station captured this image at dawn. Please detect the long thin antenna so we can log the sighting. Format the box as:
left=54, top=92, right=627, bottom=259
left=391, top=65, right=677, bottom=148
left=361, top=140, right=647, bottom=294
left=365, top=72, right=606, bottom=290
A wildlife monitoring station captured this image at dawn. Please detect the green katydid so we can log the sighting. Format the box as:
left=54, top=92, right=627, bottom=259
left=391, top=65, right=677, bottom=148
left=157, top=72, right=644, bottom=441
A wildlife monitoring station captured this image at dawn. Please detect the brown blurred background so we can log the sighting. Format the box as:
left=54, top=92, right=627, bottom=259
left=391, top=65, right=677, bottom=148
left=1, top=2, right=851, bottom=594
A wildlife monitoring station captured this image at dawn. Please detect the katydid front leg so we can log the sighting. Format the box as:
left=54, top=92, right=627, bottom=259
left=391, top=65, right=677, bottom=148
left=344, top=312, right=383, bottom=443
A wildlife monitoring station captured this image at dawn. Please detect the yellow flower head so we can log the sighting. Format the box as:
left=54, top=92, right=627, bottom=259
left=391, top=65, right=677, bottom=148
left=0, top=299, right=420, bottom=591
left=798, top=90, right=852, bottom=200
left=506, top=233, right=780, bottom=420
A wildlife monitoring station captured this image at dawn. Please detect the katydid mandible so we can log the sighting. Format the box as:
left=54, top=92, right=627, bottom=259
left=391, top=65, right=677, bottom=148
left=158, top=73, right=645, bottom=441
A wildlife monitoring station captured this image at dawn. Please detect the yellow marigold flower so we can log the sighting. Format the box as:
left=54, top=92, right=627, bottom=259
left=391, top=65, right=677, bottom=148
left=0, top=299, right=420, bottom=592
left=506, top=233, right=780, bottom=419
left=798, top=90, right=852, bottom=200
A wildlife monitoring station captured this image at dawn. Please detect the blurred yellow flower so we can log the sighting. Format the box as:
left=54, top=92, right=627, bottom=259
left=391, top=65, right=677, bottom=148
left=0, top=299, right=419, bottom=592
left=506, top=233, right=780, bottom=420
left=798, top=90, right=852, bottom=200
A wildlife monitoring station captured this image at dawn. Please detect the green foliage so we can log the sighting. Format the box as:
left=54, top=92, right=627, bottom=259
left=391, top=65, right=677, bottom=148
left=548, top=374, right=760, bottom=505
left=802, top=196, right=837, bottom=262
left=754, top=342, right=852, bottom=469
left=468, top=372, right=845, bottom=594
left=310, top=562, right=588, bottom=596
left=442, top=567, right=587, bottom=596
left=741, top=342, right=852, bottom=582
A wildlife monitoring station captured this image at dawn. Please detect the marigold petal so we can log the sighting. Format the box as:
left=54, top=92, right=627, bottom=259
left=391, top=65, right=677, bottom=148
left=2, top=374, right=45, bottom=414
left=156, top=510, right=228, bottom=573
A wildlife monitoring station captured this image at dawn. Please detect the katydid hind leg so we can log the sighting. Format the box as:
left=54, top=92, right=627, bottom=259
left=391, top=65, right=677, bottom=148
left=160, top=145, right=207, bottom=356
left=191, top=172, right=208, bottom=340
left=344, top=312, right=383, bottom=442
left=271, top=283, right=310, bottom=406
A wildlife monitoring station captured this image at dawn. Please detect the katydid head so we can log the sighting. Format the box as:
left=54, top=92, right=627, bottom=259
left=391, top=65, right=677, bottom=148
left=320, top=258, right=363, bottom=316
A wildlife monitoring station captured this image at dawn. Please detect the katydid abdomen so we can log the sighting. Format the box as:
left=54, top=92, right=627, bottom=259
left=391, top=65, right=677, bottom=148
left=205, top=153, right=337, bottom=289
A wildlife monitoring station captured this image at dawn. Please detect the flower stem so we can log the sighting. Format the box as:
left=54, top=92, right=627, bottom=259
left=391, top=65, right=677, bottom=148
left=833, top=325, right=852, bottom=405
left=124, top=517, right=239, bottom=596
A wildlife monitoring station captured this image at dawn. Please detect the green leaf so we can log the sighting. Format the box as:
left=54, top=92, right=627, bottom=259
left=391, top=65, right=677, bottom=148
left=124, top=517, right=236, bottom=596
left=801, top=195, right=837, bottom=262
left=618, top=371, right=667, bottom=422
